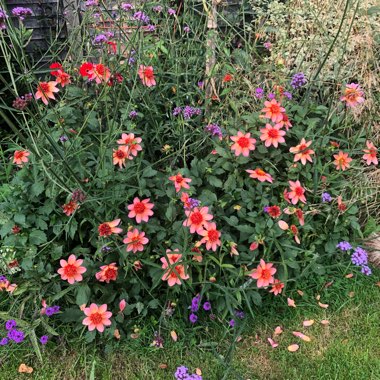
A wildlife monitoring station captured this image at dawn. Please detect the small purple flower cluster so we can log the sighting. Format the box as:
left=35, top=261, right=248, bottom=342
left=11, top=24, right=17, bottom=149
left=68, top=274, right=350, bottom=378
left=173, top=106, right=202, bottom=120
left=59, top=135, right=69, bottom=143
left=168, top=8, right=176, bottom=16
left=11, top=7, right=33, bottom=20
left=128, top=50, right=136, bottom=66
left=12, top=93, right=33, bottom=110
left=45, top=305, right=60, bottom=317
left=92, top=32, right=114, bottom=45
left=290, top=72, right=307, bottom=89
left=72, top=188, right=86, bottom=203
left=85, top=0, right=98, bottom=7
left=337, top=243, right=372, bottom=276
left=205, top=124, right=223, bottom=139
left=322, top=192, right=332, bottom=202
left=133, top=11, right=150, bottom=24
left=189, top=295, right=212, bottom=324
left=0, top=8, right=8, bottom=30
left=40, top=335, right=49, bottom=345
left=120, top=2, right=134, bottom=11
left=1, top=320, right=25, bottom=345
left=174, top=366, right=202, bottom=380
left=263, top=41, right=272, bottom=50
left=267, top=93, right=276, bottom=100
left=129, top=110, right=138, bottom=119
left=101, top=245, right=112, bottom=253
left=184, top=198, right=201, bottom=210
left=184, top=25, right=191, bottom=33
left=255, top=87, right=264, bottom=99
left=146, top=24, right=156, bottom=32
left=283, top=91, right=292, bottom=100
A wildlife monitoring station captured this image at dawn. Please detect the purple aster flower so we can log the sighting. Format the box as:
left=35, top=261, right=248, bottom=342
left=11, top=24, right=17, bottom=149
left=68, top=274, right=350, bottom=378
left=133, top=11, right=150, bottom=24
left=255, top=87, right=264, bottom=99
left=152, top=5, right=163, bottom=13
left=351, top=247, right=368, bottom=266
left=336, top=241, right=352, bottom=251
left=121, top=2, right=134, bottom=11
left=129, top=110, right=138, bottom=119
left=268, top=93, right=276, bottom=100
left=101, top=245, right=111, bottom=253
left=11, top=7, right=33, bottom=21
left=175, top=366, right=189, bottom=380
left=283, top=91, right=292, bottom=99
left=229, top=319, right=235, bottom=327
left=198, top=81, right=204, bottom=89
left=5, top=320, right=17, bottom=331
left=0, top=8, right=8, bottom=30
left=189, top=313, right=198, bottom=324
left=173, top=106, right=182, bottom=116
left=205, top=123, right=223, bottom=139
left=93, top=34, right=108, bottom=45
left=59, top=135, right=68, bottom=143
left=322, top=192, right=332, bottom=203
left=291, top=72, right=307, bottom=89
left=184, top=25, right=191, bottom=33
left=203, top=301, right=211, bottom=311
left=361, top=265, right=372, bottom=276
left=146, top=24, right=156, bottom=32
left=8, top=329, right=25, bottom=343
left=40, top=335, right=48, bottom=345
left=51, top=305, right=60, bottom=314
left=182, top=106, right=201, bottom=120
left=0, top=275, right=7, bottom=282
left=0, top=338, right=8, bottom=346
left=85, top=0, right=98, bottom=6
left=168, top=8, right=176, bottom=15
left=188, top=198, right=201, bottom=209
left=235, top=310, right=245, bottom=319
left=45, top=306, right=60, bottom=317
left=263, top=41, right=272, bottom=50
left=191, top=295, right=200, bottom=312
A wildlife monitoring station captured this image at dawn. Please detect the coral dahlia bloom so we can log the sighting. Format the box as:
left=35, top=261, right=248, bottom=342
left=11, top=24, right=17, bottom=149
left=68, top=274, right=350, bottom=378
left=333, top=151, right=352, bottom=171
left=62, top=200, right=78, bottom=216
left=79, top=62, right=94, bottom=78
left=249, top=259, right=277, bottom=288
left=35, top=81, right=59, bottom=105
left=183, top=206, right=213, bottom=234
left=82, top=304, right=112, bottom=332
left=278, top=113, right=292, bottom=130
left=91, top=63, right=111, bottom=84
left=123, top=228, right=149, bottom=253
left=230, top=131, right=256, bottom=157
left=340, top=83, right=365, bottom=107
left=362, top=140, right=378, bottom=166
left=127, top=197, right=154, bottom=223
left=199, top=222, right=221, bottom=251
left=113, top=146, right=129, bottom=168
left=261, top=99, right=285, bottom=123
left=288, top=180, right=307, bottom=204
left=117, top=133, right=142, bottom=158
left=269, top=279, right=284, bottom=295
left=169, top=173, right=192, bottom=192
left=57, top=254, right=87, bottom=284
left=267, top=205, right=281, bottom=218
left=54, top=70, right=71, bottom=87
left=98, top=219, right=123, bottom=236
left=95, top=262, right=118, bottom=283
left=138, top=65, right=156, bottom=87
left=160, top=249, right=189, bottom=287
left=289, top=138, right=314, bottom=165
left=246, top=168, right=273, bottom=183
left=260, top=124, right=286, bottom=148
left=13, top=150, right=30, bottom=166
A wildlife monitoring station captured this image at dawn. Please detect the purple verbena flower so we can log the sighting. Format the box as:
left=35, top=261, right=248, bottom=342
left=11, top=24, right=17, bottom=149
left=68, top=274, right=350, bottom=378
left=184, top=25, right=191, bottom=33
left=255, top=87, right=264, bottom=99
left=173, top=106, right=182, bottom=116
left=0, top=275, right=7, bottom=282
left=351, top=247, right=368, bottom=266
left=322, top=192, right=332, bottom=203
left=0, top=8, right=8, bottom=30
left=85, top=0, right=98, bottom=6
left=45, top=306, right=60, bottom=317
left=235, top=310, right=245, bottom=319
left=189, top=313, right=198, bottom=324
left=101, top=245, right=111, bottom=253
left=5, top=320, right=16, bottom=331
left=40, top=335, right=48, bottom=345
left=361, top=265, right=372, bottom=276
left=8, top=329, right=25, bottom=343
left=175, top=366, right=189, bottom=380
left=336, top=241, right=352, bottom=251
left=267, top=93, right=276, bottom=100
left=146, top=24, right=156, bottom=32
left=51, top=305, right=60, bottom=314
left=229, top=319, right=235, bottom=327
left=92, top=34, right=108, bottom=45
left=205, top=123, right=223, bottom=139
left=203, top=301, right=211, bottom=311
left=129, top=110, right=138, bottom=119
left=283, top=91, right=292, bottom=99
left=198, top=81, right=204, bottom=89
left=263, top=41, right=272, bottom=50
left=121, top=3, right=134, bottom=11
left=0, top=338, right=9, bottom=346
left=133, top=11, right=150, bottom=24
left=168, top=8, right=176, bottom=15
left=59, top=135, right=68, bottom=143
left=291, top=72, right=307, bottom=89
left=11, top=7, right=33, bottom=21
left=190, top=295, right=200, bottom=312
left=152, top=6, right=163, bottom=13
left=187, top=198, right=201, bottom=210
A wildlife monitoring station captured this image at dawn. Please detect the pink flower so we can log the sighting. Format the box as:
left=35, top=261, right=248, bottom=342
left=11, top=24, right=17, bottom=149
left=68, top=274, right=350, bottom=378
left=288, top=180, right=307, bottom=205
left=12, top=150, right=30, bottom=166
left=289, top=138, right=314, bottom=165
left=117, top=133, right=142, bottom=158
left=260, top=124, right=286, bottom=148
left=230, top=131, right=256, bottom=157
left=95, top=263, right=118, bottom=283
left=362, top=141, right=378, bottom=166
left=35, top=81, right=59, bottom=105
left=340, top=83, right=365, bottom=107
left=57, top=254, right=87, bottom=284
left=98, top=219, right=123, bottom=236
left=113, top=146, right=130, bottom=168
left=169, top=173, right=192, bottom=192
left=123, top=228, right=149, bottom=253
left=269, top=279, right=284, bottom=295
left=127, top=198, right=154, bottom=223
left=138, top=65, right=156, bottom=87
left=119, top=299, right=126, bottom=313
left=160, top=249, right=189, bottom=286
left=199, top=222, right=221, bottom=251
left=333, top=151, right=352, bottom=171
left=249, top=259, right=277, bottom=288
left=261, top=99, right=285, bottom=123
left=183, top=206, right=213, bottom=234
left=246, top=168, right=273, bottom=183
left=82, top=304, right=112, bottom=332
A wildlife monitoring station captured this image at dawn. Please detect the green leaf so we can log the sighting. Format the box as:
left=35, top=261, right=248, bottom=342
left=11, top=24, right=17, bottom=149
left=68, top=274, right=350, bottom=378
left=75, top=284, right=91, bottom=305
left=143, top=166, right=157, bottom=178
left=208, top=176, right=223, bottom=188
left=14, top=213, right=26, bottom=225
left=29, top=230, right=47, bottom=245
left=30, top=182, right=45, bottom=197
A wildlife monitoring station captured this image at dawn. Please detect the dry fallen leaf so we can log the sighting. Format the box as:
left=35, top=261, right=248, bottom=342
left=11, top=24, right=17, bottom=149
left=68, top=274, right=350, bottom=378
left=348, top=292, right=355, bottom=298
left=376, top=281, right=380, bottom=287
left=318, top=302, right=329, bottom=309
left=303, top=320, right=315, bottom=327
left=18, top=364, right=33, bottom=374
left=287, top=344, right=299, bottom=352
left=130, top=333, right=139, bottom=339
left=274, top=326, right=283, bottom=335
left=320, top=320, right=330, bottom=325
left=114, top=329, right=121, bottom=340
left=170, top=330, right=178, bottom=342
left=268, top=338, right=279, bottom=348
left=195, top=368, right=202, bottom=376
left=158, top=363, right=168, bottom=369
left=316, top=294, right=321, bottom=301
left=297, top=290, right=304, bottom=297
left=324, top=281, right=334, bottom=288
left=287, top=298, right=296, bottom=307
left=236, top=335, right=243, bottom=343
left=345, top=273, right=354, bottom=279
left=292, top=331, right=311, bottom=342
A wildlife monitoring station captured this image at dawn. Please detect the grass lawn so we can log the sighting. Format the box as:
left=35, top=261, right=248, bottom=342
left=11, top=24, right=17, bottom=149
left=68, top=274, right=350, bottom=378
left=1, top=270, right=379, bottom=380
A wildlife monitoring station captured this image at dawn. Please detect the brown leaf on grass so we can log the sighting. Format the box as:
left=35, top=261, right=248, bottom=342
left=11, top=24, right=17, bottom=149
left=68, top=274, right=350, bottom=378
left=303, top=320, right=314, bottom=327
left=348, top=292, right=355, bottom=298
left=158, top=363, right=168, bottom=369
left=316, top=294, right=321, bottom=301
left=320, top=320, right=330, bottom=325
left=287, top=298, right=296, bottom=307
left=318, top=302, right=329, bottom=309
left=324, top=281, right=334, bottom=288
left=345, top=273, right=354, bottom=278
left=18, top=364, right=33, bottom=374
left=235, top=335, right=243, bottom=343
left=376, top=281, right=380, bottom=287
left=297, top=290, right=304, bottom=296
left=170, top=330, right=178, bottom=342
left=195, top=368, right=202, bottom=376
left=287, top=344, right=299, bottom=352
left=292, top=331, right=311, bottom=342
left=130, top=333, right=139, bottom=339
left=114, top=329, right=121, bottom=340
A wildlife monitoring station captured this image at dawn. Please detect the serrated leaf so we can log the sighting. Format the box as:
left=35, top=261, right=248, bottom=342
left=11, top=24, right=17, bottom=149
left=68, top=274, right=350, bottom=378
left=29, top=230, right=47, bottom=245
